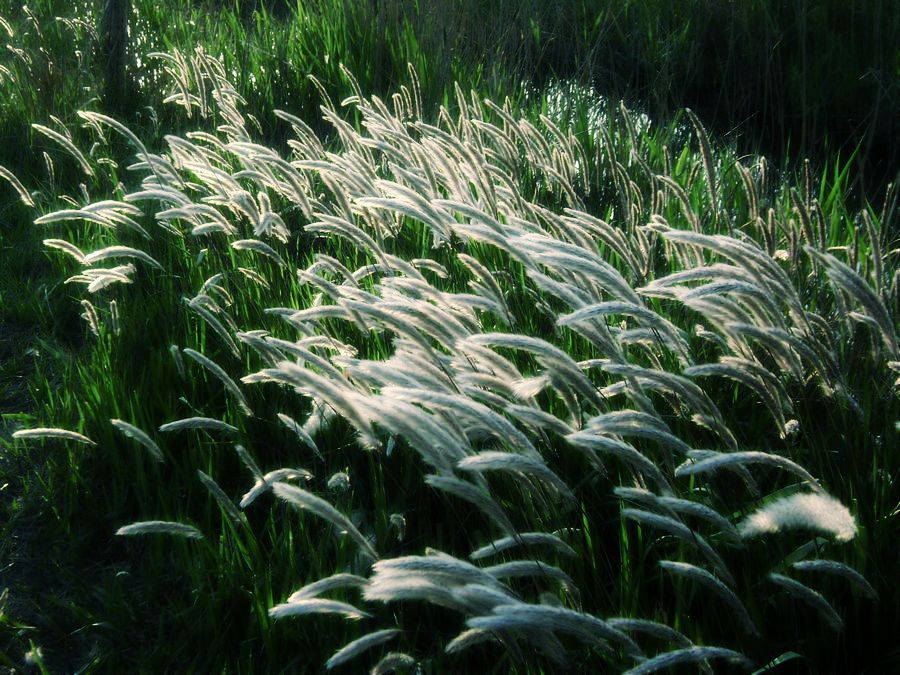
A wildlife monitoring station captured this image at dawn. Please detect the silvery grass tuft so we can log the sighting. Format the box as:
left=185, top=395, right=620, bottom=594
left=12, top=428, right=96, bottom=445
left=738, top=492, right=857, bottom=542
left=115, top=521, right=204, bottom=539
left=158, top=417, right=239, bottom=434
left=110, top=419, right=164, bottom=463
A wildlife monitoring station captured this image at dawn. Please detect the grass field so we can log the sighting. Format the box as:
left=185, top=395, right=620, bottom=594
left=0, top=1, right=897, bottom=673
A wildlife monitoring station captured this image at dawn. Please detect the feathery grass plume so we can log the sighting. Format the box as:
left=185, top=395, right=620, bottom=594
left=243, top=361, right=378, bottom=449
left=452, top=337, right=526, bottom=384
left=82, top=245, right=163, bottom=270
left=806, top=246, right=899, bottom=356
left=660, top=260, right=762, bottom=285
left=80, top=111, right=159, bottom=176
left=115, top=521, right=204, bottom=539
left=185, top=295, right=241, bottom=358
left=197, top=470, right=243, bottom=523
left=768, top=573, right=844, bottom=631
left=563, top=209, right=642, bottom=276
left=738, top=492, right=857, bottom=542
left=385, top=389, right=542, bottom=459
left=364, top=575, right=464, bottom=611
left=373, top=300, right=468, bottom=350
left=182, top=348, right=252, bottom=415
left=338, top=299, right=441, bottom=360
left=269, top=598, right=370, bottom=621
left=621, top=509, right=734, bottom=586
left=790, top=188, right=817, bottom=248
left=435, top=198, right=505, bottom=238
left=614, top=487, right=741, bottom=545
left=108, top=299, right=120, bottom=336
left=169, top=344, right=186, bottom=379
left=65, top=263, right=136, bottom=293
left=363, top=554, right=514, bottom=611
left=656, top=497, right=742, bottom=545
left=586, top=410, right=692, bottom=457
left=860, top=209, right=884, bottom=297
left=468, top=604, right=645, bottom=662
left=659, top=561, right=757, bottom=635
left=43, top=239, right=86, bottom=263
left=286, top=574, right=368, bottom=603
left=0, top=164, right=35, bottom=206
left=723, top=322, right=807, bottom=382
left=272, top=482, right=378, bottom=560
left=623, top=646, right=752, bottom=675
left=684, top=360, right=790, bottom=431
left=240, top=468, right=313, bottom=509
left=676, top=450, right=822, bottom=492
left=457, top=253, right=514, bottom=325
left=683, top=448, right=761, bottom=497
left=370, top=651, right=418, bottom=675
left=513, top=234, right=642, bottom=305
left=451, top=583, right=524, bottom=616
left=276, top=412, right=323, bottom=460
left=613, top=486, right=657, bottom=506
left=484, top=561, right=575, bottom=590
left=310, top=254, right=359, bottom=287
left=32, top=123, right=94, bottom=177
left=558, top=301, right=690, bottom=366
left=326, top=629, right=401, bottom=670
left=519, top=261, right=589, bottom=306
left=12, top=428, right=96, bottom=445
left=372, top=553, right=503, bottom=590
left=606, top=618, right=692, bottom=649
left=124, top=186, right=190, bottom=209
left=199, top=273, right=228, bottom=299
left=660, top=230, right=802, bottom=316
left=362, top=399, right=468, bottom=475
left=328, top=472, right=351, bottom=493
left=237, top=267, right=270, bottom=289
left=262, top=337, right=348, bottom=383
left=233, top=443, right=264, bottom=482
left=716, top=358, right=793, bottom=423
left=158, top=416, right=238, bottom=434
left=447, top=619, right=560, bottom=664
left=684, top=109, right=718, bottom=221
left=566, top=432, right=672, bottom=495
left=161, top=202, right=235, bottom=235
left=469, top=532, right=576, bottom=561
left=295, top=269, right=346, bottom=307
left=80, top=203, right=146, bottom=238
left=791, top=560, right=878, bottom=600
left=110, top=419, right=164, bottom=463
left=306, top=213, right=389, bottom=265
left=735, top=161, right=760, bottom=224
left=656, top=174, right=701, bottom=234
left=445, top=628, right=496, bottom=654
left=464, top=333, right=608, bottom=412
left=504, top=404, right=574, bottom=437
left=601, top=363, right=722, bottom=421
left=230, top=238, right=286, bottom=266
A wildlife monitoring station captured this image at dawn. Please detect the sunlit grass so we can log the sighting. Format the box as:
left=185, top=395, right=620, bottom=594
left=0, top=2, right=897, bottom=674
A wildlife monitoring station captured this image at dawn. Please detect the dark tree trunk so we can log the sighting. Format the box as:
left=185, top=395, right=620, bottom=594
left=99, top=0, right=130, bottom=113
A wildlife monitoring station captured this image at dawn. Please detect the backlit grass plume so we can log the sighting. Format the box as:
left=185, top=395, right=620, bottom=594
left=738, top=492, right=857, bottom=542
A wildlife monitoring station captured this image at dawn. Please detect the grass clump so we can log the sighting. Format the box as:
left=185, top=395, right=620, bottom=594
left=0, top=2, right=897, bottom=674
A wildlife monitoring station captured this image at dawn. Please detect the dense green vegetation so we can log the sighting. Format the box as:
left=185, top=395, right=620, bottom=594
left=0, top=1, right=897, bottom=673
